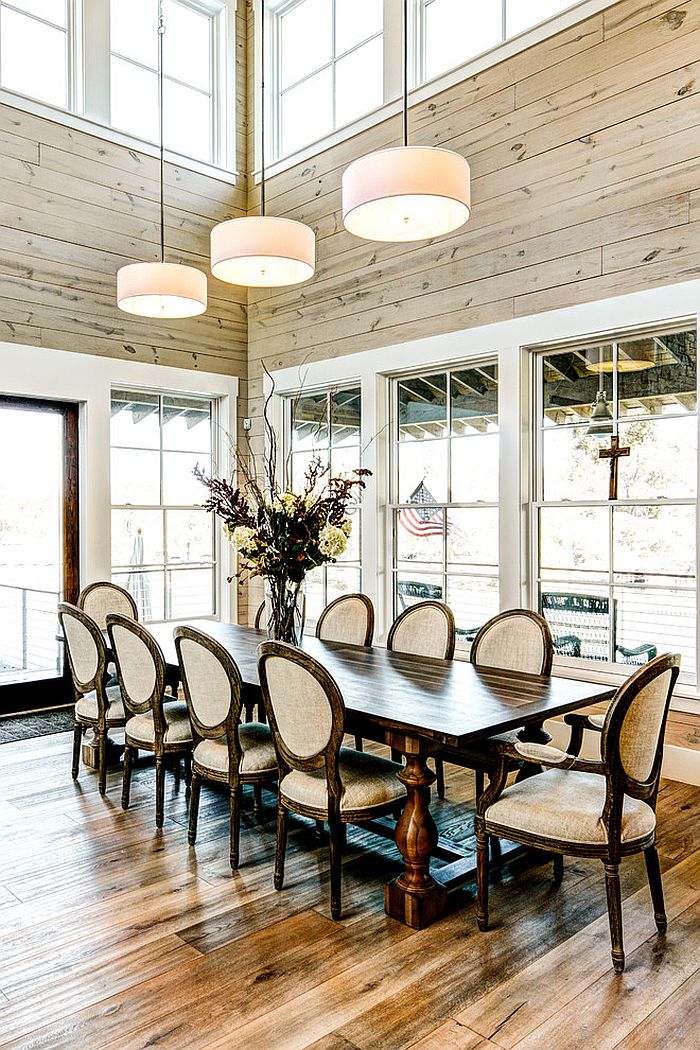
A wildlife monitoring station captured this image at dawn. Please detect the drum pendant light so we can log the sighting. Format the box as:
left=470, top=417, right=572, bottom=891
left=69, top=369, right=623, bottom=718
left=210, top=0, right=315, bottom=288
left=342, top=0, right=471, bottom=242
left=117, top=2, right=207, bottom=318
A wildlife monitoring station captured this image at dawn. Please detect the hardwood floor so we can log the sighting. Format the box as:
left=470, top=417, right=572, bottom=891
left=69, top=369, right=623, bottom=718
left=0, top=732, right=698, bottom=1049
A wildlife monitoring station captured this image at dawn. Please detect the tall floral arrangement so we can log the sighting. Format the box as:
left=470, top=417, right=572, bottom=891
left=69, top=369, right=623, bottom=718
left=196, top=377, right=369, bottom=643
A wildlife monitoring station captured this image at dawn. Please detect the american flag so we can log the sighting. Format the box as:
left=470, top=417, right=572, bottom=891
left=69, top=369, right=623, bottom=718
left=398, top=482, right=448, bottom=537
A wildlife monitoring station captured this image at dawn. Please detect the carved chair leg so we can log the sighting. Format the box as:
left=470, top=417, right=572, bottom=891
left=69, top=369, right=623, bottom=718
left=183, top=752, right=192, bottom=789
left=339, top=821, right=347, bottom=850
left=604, top=862, right=625, bottom=973
left=354, top=734, right=363, bottom=752
left=644, top=846, right=667, bottom=934
left=230, top=785, right=241, bottom=870
left=71, top=722, right=83, bottom=780
left=476, top=827, right=489, bottom=931
left=98, top=730, right=108, bottom=796
left=188, top=770, right=201, bottom=845
left=253, top=784, right=263, bottom=821
left=474, top=769, right=485, bottom=802
left=121, top=744, right=133, bottom=810
left=329, top=817, right=343, bottom=921
left=274, top=804, right=288, bottom=890
left=434, top=757, right=445, bottom=800
left=155, top=755, right=166, bottom=829
left=553, top=853, right=564, bottom=884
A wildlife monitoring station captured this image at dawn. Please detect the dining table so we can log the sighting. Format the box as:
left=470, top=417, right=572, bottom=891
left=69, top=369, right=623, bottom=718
left=149, top=620, right=616, bottom=929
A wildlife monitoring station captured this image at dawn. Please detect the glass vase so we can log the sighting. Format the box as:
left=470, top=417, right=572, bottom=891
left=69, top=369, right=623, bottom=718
left=264, top=577, right=305, bottom=644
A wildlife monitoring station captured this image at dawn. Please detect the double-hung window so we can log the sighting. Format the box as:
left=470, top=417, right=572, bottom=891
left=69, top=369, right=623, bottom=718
left=110, top=389, right=218, bottom=623
left=391, top=364, right=500, bottom=644
left=534, top=327, right=698, bottom=683
left=0, top=0, right=71, bottom=108
left=286, top=385, right=363, bottom=626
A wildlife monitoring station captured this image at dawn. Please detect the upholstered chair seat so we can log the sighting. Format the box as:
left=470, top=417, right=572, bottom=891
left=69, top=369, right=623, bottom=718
left=281, top=748, right=404, bottom=816
left=75, top=685, right=125, bottom=725
left=125, top=701, right=192, bottom=748
left=484, top=768, right=656, bottom=847
left=193, top=723, right=276, bottom=776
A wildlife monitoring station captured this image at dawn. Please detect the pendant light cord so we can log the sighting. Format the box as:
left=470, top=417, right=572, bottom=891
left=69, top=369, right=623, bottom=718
left=260, top=0, right=266, bottom=216
left=402, top=0, right=408, bottom=147
left=158, top=0, right=165, bottom=262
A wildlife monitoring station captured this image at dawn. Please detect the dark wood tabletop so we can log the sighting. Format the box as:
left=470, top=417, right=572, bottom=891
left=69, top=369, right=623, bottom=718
left=149, top=620, right=616, bottom=750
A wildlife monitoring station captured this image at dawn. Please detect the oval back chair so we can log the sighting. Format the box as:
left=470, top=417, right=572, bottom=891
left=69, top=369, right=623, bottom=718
left=316, top=593, right=375, bottom=648
left=470, top=609, right=553, bottom=676
left=387, top=600, right=456, bottom=661
left=175, top=626, right=276, bottom=868
left=58, top=601, right=126, bottom=794
left=476, top=652, right=681, bottom=973
left=77, top=581, right=138, bottom=631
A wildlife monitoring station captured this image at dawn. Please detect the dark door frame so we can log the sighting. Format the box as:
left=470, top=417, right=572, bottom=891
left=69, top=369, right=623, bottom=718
left=0, top=394, right=79, bottom=714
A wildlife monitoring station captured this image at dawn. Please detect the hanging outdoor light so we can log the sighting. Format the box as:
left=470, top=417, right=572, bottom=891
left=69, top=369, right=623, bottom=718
left=117, top=2, right=207, bottom=318
left=342, top=0, right=471, bottom=242
left=210, top=0, right=315, bottom=287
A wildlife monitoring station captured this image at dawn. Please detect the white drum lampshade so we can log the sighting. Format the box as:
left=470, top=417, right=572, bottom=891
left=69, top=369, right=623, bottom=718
left=210, top=215, right=315, bottom=287
left=342, top=146, right=471, bottom=242
left=117, top=262, right=207, bottom=318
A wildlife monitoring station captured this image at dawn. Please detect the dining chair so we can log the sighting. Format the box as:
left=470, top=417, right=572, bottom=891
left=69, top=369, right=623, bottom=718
left=258, top=640, right=406, bottom=920
left=316, top=594, right=375, bottom=751
left=435, top=610, right=554, bottom=801
left=475, top=652, right=681, bottom=973
left=175, top=626, right=277, bottom=869
left=387, top=600, right=456, bottom=782
left=77, top=581, right=138, bottom=630
left=106, top=613, right=193, bottom=828
left=58, top=602, right=127, bottom=795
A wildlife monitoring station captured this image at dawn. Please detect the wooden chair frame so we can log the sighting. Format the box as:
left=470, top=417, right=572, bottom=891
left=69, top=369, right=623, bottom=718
left=175, top=626, right=276, bottom=868
left=107, top=613, right=192, bottom=828
left=77, top=580, right=138, bottom=623
left=58, top=601, right=127, bottom=795
left=259, top=640, right=404, bottom=920
left=475, top=652, right=681, bottom=973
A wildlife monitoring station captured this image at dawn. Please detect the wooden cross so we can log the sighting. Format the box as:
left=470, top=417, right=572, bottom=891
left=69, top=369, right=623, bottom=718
left=598, top=435, right=630, bottom=501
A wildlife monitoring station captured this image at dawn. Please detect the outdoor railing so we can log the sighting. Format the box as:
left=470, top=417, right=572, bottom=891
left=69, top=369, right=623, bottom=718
left=0, top=583, right=62, bottom=678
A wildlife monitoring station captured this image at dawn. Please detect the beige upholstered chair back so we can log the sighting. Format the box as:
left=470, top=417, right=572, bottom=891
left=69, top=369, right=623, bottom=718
left=58, top=602, right=105, bottom=694
left=107, top=614, right=165, bottom=717
left=175, top=626, right=242, bottom=738
left=387, top=601, right=456, bottom=661
left=603, top=654, right=681, bottom=789
left=470, top=610, right=553, bottom=676
left=78, top=581, right=138, bottom=631
left=316, top=594, right=374, bottom=648
left=258, top=641, right=345, bottom=770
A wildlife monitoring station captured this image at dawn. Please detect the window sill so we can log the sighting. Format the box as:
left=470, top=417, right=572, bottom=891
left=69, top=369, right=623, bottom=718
left=0, top=86, right=240, bottom=186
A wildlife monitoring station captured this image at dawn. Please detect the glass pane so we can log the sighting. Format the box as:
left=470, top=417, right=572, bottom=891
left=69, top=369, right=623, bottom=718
left=335, top=0, right=382, bottom=53
left=447, top=575, right=499, bottom=643
left=451, top=365, right=498, bottom=434
left=163, top=451, right=207, bottom=505
left=304, top=566, right=325, bottom=626
left=280, top=67, right=333, bottom=156
left=167, top=567, right=215, bottom=618
left=540, top=506, right=609, bottom=581
left=110, top=0, right=158, bottom=67
left=398, top=373, right=447, bottom=439
left=543, top=347, right=613, bottom=427
left=336, top=505, right=360, bottom=562
left=451, top=434, right=498, bottom=503
left=542, top=426, right=611, bottom=502
left=0, top=407, right=63, bottom=680
left=110, top=56, right=159, bottom=142
left=397, top=439, right=448, bottom=504
left=110, top=390, right=160, bottom=450
left=395, top=573, right=444, bottom=614
left=12, top=0, right=66, bottom=27
left=613, top=505, right=695, bottom=584
left=113, top=569, right=165, bottom=622
left=166, top=509, right=214, bottom=564
left=447, top=509, right=499, bottom=573
left=507, top=1, right=571, bottom=36
left=617, top=417, right=697, bottom=501
left=335, top=35, right=383, bottom=128
left=1, top=9, right=66, bottom=107
left=614, top=587, right=695, bottom=678
left=280, top=0, right=331, bottom=88
left=291, top=450, right=330, bottom=492
left=164, top=79, right=212, bottom=161
left=111, top=449, right=160, bottom=506
left=163, top=0, right=211, bottom=91
left=331, top=445, right=360, bottom=477
left=326, top=565, right=361, bottom=603
left=396, top=507, right=444, bottom=568
left=425, top=0, right=502, bottom=80
left=540, top=586, right=611, bottom=662
left=292, top=391, right=329, bottom=451
left=162, top=396, right=212, bottom=453
left=331, top=387, right=361, bottom=446
left=618, top=330, right=697, bottom=418
left=111, top=509, right=164, bottom=568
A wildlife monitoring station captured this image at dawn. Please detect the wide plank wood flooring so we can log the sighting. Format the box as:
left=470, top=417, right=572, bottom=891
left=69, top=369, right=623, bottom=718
left=0, top=730, right=698, bottom=1049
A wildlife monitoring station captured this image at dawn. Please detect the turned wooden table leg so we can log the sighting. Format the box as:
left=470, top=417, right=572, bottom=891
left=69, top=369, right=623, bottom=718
left=385, top=744, right=447, bottom=929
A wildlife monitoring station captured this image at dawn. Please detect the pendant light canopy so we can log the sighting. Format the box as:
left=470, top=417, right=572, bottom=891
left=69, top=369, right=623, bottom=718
left=209, top=0, right=315, bottom=288
left=342, top=0, right=470, bottom=243
left=117, top=3, right=206, bottom=319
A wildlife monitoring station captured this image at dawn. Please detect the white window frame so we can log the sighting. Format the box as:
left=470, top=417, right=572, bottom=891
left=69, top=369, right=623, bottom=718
left=0, top=0, right=77, bottom=112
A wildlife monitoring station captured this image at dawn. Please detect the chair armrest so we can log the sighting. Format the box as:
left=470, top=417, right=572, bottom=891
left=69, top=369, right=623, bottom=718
left=510, top=739, right=605, bottom=775
left=563, top=710, right=606, bottom=757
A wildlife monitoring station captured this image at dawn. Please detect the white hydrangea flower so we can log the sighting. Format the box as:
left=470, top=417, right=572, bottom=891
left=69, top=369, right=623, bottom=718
left=318, top=523, right=347, bottom=558
left=231, top=525, right=256, bottom=552
left=340, top=518, right=353, bottom=537
left=278, top=491, right=298, bottom=513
